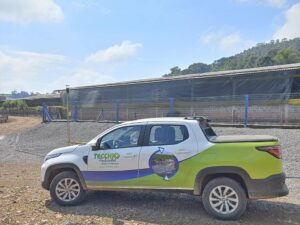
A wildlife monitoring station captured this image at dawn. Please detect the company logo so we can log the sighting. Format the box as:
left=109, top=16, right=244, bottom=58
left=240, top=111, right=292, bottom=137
left=94, top=153, right=120, bottom=162
left=149, top=147, right=179, bottom=181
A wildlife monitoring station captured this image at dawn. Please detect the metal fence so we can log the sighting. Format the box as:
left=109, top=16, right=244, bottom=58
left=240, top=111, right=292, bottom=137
left=2, top=93, right=300, bottom=125
left=40, top=93, right=300, bottom=125
left=0, top=108, right=41, bottom=117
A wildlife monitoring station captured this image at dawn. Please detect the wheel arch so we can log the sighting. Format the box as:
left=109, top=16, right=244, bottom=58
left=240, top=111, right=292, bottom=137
left=193, top=166, right=250, bottom=197
left=43, top=163, right=87, bottom=190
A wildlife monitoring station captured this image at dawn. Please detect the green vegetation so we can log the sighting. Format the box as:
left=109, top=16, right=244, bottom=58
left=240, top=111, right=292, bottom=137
left=163, top=38, right=300, bottom=77
left=1, top=99, right=28, bottom=110
left=0, top=94, right=11, bottom=97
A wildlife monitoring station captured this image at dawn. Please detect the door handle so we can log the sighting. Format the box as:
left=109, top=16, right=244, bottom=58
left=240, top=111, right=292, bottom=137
left=126, top=153, right=138, bottom=158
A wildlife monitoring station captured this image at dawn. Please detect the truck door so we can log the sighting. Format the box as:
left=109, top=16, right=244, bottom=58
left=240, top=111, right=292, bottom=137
left=85, top=125, right=143, bottom=188
left=138, top=123, right=198, bottom=189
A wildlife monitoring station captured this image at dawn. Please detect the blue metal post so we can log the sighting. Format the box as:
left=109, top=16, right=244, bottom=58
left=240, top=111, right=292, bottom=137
left=42, top=103, right=52, bottom=122
left=169, top=98, right=174, bottom=117
left=42, top=103, right=46, bottom=122
left=244, top=95, right=249, bottom=128
left=115, top=102, right=120, bottom=122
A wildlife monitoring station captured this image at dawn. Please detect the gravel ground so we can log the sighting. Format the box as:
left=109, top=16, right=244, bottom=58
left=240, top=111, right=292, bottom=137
left=0, top=122, right=115, bottom=164
left=0, top=163, right=299, bottom=225
left=0, top=122, right=299, bottom=177
left=0, top=122, right=299, bottom=225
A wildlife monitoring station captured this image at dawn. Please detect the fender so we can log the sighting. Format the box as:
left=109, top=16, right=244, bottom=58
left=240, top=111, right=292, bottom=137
left=42, top=163, right=87, bottom=190
left=193, top=166, right=250, bottom=196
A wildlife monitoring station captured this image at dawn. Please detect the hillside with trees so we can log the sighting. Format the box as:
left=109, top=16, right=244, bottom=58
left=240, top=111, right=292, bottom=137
left=163, top=38, right=300, bottom=77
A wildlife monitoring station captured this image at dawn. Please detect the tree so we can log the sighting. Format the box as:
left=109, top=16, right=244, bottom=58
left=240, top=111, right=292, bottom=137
left=163, top=66, right=182, bottom=77
left=161, top=38, right=300, bottom=77
left=2, top=99, right=28, bottom=110
left=244, top=54, right=258, bottom=68
left=11, top=90, right=30, bottom=99
left=273, top=48, right=300, bottom=64
left=181, top=63, right=211, bottom=74
left=257, top=56, right=274, bottom=67
left=170, top=66, right=181, bottom=75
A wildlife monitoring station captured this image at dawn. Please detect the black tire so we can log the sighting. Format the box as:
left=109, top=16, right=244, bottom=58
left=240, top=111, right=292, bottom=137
left=50, top=171, right=86, bottom=206
left=201, top=177, right=247, bottom=220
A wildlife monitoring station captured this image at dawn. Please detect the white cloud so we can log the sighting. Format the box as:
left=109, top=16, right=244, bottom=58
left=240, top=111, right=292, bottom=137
left=200, top=32, right=243, bottom=52
left=0, top=48, right=117, bottom=93
left=0, top=49, right=66, bottom=73
left=219, top=33, right=241, bottom=51
left=52, top=69, right=116, bottom=88
left=235, top=0, right=286, bottom=8
left=85, top=41, right=143, bottom=63
left=71, top=0, right=111, bottom=15
left=0, top=41, right=144, bottom=93
left=273, top=3, right=300, bottom=40
left=200, top=34, right=214, bottom=45
left=267, top=0, right=286, bottom=8
left=0, top=49, right=66, bottom=93
left=0, top=0, right=64, bottom=24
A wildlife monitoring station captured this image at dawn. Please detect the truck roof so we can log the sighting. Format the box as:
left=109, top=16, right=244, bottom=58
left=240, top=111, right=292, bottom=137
left=121, top=117, right=198, bottom=125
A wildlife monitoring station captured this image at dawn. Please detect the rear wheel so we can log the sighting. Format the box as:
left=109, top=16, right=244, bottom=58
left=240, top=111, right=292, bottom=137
left=50, top=171, right=85, bottom=206
left=202, top=177, right=247, bottom=220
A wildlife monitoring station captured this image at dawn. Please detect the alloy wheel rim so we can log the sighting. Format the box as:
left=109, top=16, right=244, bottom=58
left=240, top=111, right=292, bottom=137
left=209, top=185, right=239, bottom=214
left=55, top=178, right=80, bottom=202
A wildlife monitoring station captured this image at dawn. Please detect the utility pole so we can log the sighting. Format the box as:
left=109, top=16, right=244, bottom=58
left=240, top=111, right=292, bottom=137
left=66, top=85, right=71, bottom=144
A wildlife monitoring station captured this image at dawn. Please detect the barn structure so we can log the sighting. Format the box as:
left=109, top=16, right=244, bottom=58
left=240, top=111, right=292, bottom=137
left=60, top=63, right=300, bottom=124
left=21, top=94, right=61, bottom=107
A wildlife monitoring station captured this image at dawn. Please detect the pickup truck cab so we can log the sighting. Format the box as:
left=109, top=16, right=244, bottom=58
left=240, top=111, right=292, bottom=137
left=41, top=117, right=288, bottom=220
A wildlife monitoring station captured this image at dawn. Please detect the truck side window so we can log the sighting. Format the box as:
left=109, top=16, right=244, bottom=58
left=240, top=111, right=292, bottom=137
left=99, top=126, right=142, bottom=149
left=148, top=125, right=189, bottom=146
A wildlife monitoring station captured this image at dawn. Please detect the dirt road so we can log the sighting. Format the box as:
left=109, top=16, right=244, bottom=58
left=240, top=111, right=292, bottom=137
left=0, top=116, right=41, bottom=135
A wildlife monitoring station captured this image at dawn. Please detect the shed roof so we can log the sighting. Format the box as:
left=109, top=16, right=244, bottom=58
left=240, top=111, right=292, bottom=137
left=59, top=63, right=300, bottom=91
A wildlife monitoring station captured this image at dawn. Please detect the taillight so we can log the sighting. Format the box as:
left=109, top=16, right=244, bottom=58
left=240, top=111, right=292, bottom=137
left=256, top=146, right=281, bottom=159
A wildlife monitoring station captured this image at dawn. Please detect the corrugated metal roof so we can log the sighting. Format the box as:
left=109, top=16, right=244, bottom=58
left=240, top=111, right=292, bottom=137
left=20, top=94, right=60, bottom=100
left=58, top=63, right=300, bottom=91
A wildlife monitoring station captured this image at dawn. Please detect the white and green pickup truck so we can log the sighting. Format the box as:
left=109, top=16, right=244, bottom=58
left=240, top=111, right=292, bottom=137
left=41, top=117, right=288, bottom=220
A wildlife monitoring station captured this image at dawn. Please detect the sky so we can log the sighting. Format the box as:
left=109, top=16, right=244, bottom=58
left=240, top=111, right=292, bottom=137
left=0, top=0, right=300, bottom=94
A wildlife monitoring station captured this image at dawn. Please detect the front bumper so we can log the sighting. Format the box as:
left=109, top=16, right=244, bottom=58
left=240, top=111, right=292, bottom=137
left=246, top=173, right=289, bottom=199
left=41, top=162, right=48, bottom=190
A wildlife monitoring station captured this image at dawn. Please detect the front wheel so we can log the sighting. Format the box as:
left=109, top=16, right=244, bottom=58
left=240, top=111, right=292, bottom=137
left=50, top=171, right=86, bottom=206
left=201, top=177, right=247, bottom=220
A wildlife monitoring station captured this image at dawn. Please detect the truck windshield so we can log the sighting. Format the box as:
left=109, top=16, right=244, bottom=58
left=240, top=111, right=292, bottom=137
left=198, top=119, right=216, bottom=138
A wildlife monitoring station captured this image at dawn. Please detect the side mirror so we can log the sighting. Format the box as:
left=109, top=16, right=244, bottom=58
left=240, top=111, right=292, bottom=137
left=92, top=139, right=101, bottom=151
left=92, top=145, right=99, bottom=151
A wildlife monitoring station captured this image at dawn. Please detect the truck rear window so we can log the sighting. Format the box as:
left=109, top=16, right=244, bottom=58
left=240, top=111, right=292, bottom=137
left=199, top=120, right=216, bottom=138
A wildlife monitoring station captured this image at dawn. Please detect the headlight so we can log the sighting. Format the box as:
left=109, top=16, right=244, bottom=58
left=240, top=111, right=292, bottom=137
left=44, top=153, right=62, bottom=161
